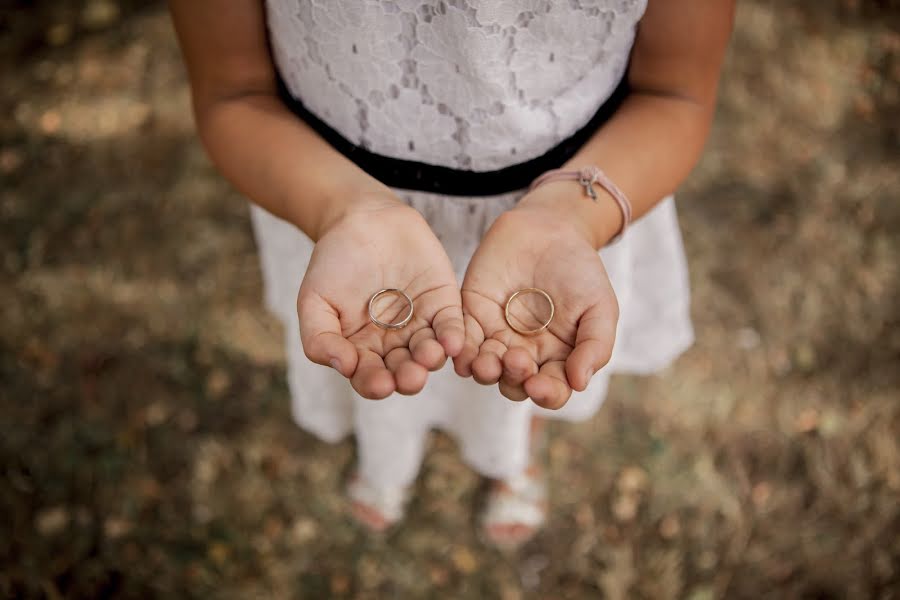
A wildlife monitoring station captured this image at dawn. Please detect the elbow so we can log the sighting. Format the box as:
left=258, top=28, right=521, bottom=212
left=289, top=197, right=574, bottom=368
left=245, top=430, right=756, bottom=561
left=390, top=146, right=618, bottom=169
left=190, top=82, right=278, bottom=153
left=189, top=74, right=277, bottom=133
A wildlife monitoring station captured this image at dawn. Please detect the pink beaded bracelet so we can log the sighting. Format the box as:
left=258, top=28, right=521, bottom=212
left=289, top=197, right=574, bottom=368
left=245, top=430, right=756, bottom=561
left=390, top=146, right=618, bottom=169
left=528, top=165, right=632, bottom=244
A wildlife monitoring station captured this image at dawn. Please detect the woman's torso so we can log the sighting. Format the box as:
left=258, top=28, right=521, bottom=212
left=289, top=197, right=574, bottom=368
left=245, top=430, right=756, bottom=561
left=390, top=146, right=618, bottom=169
left=266, top=0, right=647, bottom=172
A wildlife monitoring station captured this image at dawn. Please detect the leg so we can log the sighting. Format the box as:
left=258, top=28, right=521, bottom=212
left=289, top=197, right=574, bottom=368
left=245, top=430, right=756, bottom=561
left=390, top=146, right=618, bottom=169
left=480, top=371, right=613, bottom=548
left=481, top=415, right=550, bottom=549
left=347, top=392, right=431, bottom=532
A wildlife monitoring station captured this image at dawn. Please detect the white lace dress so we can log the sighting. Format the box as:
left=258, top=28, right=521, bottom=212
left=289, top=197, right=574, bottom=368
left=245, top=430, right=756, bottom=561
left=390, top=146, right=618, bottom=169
left=251, top=0, right=694, bottom=487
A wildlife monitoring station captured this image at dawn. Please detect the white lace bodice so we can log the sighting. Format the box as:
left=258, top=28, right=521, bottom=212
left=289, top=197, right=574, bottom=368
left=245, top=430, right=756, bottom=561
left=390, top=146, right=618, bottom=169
left=266, top=0, right=647, bottom=171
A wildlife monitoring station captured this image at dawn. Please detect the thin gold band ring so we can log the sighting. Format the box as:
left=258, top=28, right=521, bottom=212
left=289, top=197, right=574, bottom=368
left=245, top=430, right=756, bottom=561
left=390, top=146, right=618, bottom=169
left=368, top=288, right=414, bottom=330
left=504, top=287, right=555, bottom=336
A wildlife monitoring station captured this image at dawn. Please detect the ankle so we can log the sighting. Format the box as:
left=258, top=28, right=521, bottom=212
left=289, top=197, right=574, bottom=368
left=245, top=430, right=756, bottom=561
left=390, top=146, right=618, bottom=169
left=346, top=472, right=410, bottom=531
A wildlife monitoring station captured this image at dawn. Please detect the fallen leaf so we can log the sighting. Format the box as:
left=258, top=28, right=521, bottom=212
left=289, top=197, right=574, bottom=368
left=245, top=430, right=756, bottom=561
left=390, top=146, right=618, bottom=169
left=452, top=546, right=478, bottom=574
left=207, top=542, right=230, bottom=566
left=617, top=466, right=649, bottom=494
left=103, top=517, right=132, bottom=539
left=36, top=507, right=69, bottom=536
left=659, top=514, right=681, bottom=539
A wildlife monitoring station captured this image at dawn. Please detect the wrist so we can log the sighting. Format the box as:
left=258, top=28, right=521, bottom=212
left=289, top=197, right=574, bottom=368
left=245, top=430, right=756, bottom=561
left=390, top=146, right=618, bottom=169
left=516, top=180, right=623, bottom=250
left=312, top=183, right=402, bottom=240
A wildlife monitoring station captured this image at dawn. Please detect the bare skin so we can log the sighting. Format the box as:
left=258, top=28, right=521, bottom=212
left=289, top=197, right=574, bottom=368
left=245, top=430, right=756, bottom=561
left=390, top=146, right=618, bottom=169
left=298, top=202, right=464, bottom=398
left=458, top=205, right=619, bottom=408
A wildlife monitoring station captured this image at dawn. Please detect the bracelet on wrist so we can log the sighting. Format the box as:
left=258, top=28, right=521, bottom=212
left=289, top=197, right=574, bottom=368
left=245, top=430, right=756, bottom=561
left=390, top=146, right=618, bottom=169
left=527, top=165, right=632, bottom=245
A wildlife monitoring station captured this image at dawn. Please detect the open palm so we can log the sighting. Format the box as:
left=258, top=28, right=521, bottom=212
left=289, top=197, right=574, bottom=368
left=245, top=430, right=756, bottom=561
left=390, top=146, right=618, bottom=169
left=298, top=200, right=464, bottom=399
left=456, top=204, right=619, bottom=409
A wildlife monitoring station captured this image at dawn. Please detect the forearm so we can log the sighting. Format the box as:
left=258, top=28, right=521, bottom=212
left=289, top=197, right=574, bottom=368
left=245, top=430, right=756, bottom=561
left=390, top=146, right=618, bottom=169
left=575, top=88, right=714, bottom=206
left=168, top=0, right=392, bottom=240
left=569, top=91, right=714, bottom=244
left=518, top=92, right=714, bottom=247
left=197, top=92, right=394, bottom=240
left=518, top=0, right=733, bottom=248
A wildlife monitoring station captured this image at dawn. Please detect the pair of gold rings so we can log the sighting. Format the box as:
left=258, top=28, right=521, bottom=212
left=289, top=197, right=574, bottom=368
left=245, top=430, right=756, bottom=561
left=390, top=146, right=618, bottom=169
left=367, top=287, right=554, bottom=336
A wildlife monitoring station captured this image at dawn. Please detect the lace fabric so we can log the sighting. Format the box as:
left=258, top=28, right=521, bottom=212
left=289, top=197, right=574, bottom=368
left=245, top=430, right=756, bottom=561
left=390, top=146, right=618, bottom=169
left=266, top=0, right=647, bottom=171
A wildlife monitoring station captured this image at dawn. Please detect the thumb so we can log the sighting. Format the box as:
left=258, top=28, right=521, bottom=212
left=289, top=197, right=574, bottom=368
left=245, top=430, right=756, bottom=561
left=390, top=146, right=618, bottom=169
left=565, top=302, right=618, bottom=392
left=297, top=292, right=359, bottom=378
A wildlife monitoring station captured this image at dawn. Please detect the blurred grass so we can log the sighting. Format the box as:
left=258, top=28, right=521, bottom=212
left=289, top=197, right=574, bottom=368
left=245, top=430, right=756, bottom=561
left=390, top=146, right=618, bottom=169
left=1, top=1, right=899, bottom=598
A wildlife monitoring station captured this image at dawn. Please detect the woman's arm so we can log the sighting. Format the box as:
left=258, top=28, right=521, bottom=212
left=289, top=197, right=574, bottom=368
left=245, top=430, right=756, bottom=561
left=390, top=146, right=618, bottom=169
left=168, top=0, right=396, bottom=241
left=520, top=0, right=736, bottom=248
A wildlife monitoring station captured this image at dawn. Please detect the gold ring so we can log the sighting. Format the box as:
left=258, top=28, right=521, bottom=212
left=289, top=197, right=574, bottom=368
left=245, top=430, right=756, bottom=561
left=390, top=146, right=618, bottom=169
left=368, top=288, right=414, bottom=330
left=504, top=287, right=555, bottom=336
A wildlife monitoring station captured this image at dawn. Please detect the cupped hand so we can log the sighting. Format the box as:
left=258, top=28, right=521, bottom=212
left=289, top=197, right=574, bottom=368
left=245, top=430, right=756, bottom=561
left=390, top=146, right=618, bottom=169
left=455, top=194, right=619, bottom=409
left=298, top=194, right=464, bottom=399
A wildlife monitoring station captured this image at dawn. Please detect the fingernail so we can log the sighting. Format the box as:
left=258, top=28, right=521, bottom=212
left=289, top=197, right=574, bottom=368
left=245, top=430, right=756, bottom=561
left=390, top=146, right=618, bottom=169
left=585, top=368, right=594, bottom=383
left=330, top=358, right=343, bottom=374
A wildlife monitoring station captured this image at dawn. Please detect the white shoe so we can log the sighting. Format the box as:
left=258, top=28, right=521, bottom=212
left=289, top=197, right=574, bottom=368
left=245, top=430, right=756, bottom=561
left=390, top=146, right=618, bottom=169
left=481, top=468, right=548, bottom=549
left=346, top=473, right=410, bottom=533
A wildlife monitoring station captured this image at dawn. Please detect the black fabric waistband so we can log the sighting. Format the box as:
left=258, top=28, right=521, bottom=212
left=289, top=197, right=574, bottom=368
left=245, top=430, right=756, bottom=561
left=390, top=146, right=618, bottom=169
left=275, top=72, right=629, bottom=197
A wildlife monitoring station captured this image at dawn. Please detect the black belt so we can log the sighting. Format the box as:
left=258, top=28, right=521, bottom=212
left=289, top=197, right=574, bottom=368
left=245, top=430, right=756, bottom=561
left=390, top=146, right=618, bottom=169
left=275, top=72, right=629, bottom=196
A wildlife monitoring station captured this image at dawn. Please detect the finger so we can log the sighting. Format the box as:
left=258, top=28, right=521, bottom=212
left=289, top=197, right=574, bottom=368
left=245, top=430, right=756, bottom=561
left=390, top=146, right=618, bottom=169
left=297, top=293, right=358, bottom=378
left=498, top=380, right=529, bottom=402
left=524, top=360, right=572, bottom=410
left=409, top=328, right=447, bottom=371
left=499, top=347, right=538, bottom=401
left=565, top=305, right=618, bottom=392
left=432, top=304, right=465, bottom=358
left=350, top=349, right=396, bottom=400
left=471, top=338, right=508, bottom=385
left=453, top=313, right=484, bottom=378
left=384, top=347, right=428, bottom=395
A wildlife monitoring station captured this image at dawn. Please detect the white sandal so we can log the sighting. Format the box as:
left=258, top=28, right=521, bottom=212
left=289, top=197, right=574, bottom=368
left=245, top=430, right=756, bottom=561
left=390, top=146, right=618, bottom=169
left=346, top=473, right=410, bottom=533
left=481, top=416, right=549, bottom=549
left=481, top=468, right=549, bottom=549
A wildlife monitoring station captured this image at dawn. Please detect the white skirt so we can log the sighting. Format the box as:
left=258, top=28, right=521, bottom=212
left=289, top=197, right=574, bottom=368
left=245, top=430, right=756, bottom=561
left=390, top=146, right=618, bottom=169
left=249, top=187, right=693, bottom=488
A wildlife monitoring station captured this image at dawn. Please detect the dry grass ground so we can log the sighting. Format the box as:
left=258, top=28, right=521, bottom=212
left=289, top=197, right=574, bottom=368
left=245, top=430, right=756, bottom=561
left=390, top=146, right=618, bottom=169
left=1, top=1, right=898, bottom=598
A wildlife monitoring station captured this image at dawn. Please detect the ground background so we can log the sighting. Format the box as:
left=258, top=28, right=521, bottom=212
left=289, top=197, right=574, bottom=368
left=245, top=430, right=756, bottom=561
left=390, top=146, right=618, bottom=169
left=1, top=1, right=899, bottom=598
